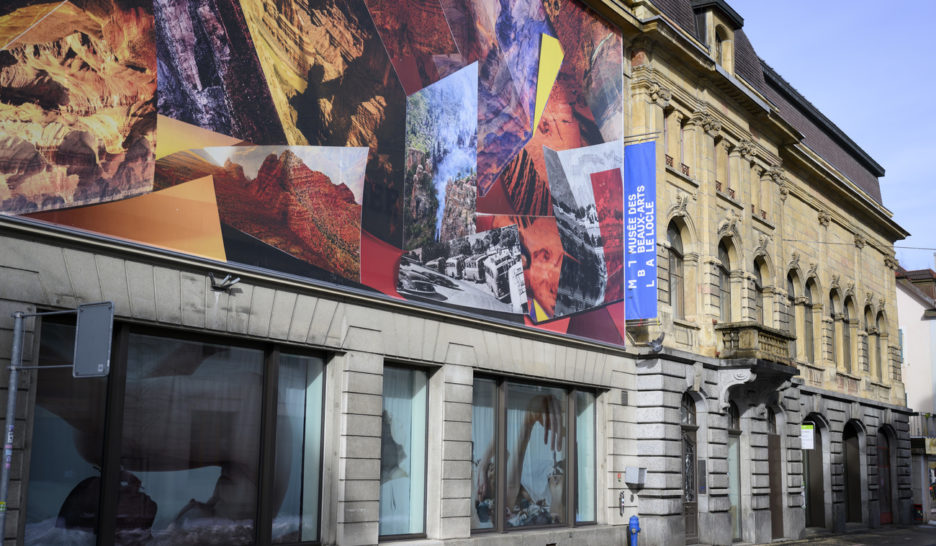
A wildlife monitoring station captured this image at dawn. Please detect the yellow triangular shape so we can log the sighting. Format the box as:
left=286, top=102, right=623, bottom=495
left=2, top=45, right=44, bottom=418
left=533, top=34, right=564, bottom=137
left=533, top=298, right=550, bottom=322
left=156, top=115, right=243, bottom=159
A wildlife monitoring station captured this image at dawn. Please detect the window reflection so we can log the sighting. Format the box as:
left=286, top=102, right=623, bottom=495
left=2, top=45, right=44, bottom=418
left=117, top=333, right=265, bottom=545
left=273, top=354, right=325, bottom=543
left=26, top=322, right=106, bottom=546
left=472, top=378, right=497, bottom=530
left=379, top=367, right=428, bottom=536
left=505, top=383, right=567, bottom=528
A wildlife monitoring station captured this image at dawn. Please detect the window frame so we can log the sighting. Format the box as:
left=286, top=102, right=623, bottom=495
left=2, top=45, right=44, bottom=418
left=718, top=243, right=732, bottom=322
left=470, top=375, right=597, bottom=534
left=668, top=223, right=685, bottom=319
left=378, top=363, right=430, bottom=541
left=27, top=318, right=329, bottom=546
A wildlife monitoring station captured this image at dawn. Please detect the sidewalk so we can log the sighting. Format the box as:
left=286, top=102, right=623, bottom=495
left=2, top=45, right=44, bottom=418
left=757, top=523, right=936, bottom=545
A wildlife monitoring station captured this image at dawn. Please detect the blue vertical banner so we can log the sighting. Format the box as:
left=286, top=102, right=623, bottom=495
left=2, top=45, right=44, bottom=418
left=624, top=141, right=658, bottom=320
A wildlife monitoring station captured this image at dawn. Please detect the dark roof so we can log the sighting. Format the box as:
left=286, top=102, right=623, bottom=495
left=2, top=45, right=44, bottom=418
left=690, top=0, right=743, bottom=29
left=646, top=0, right=885, bottom=206
left=652, top=0, right=699, bottom=38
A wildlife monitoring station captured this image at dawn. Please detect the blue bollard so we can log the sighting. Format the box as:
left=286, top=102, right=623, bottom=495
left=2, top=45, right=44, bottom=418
left=628, top=515, right=640, bottom=546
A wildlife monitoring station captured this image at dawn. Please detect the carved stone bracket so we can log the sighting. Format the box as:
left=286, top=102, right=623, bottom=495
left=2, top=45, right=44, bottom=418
left=649, top=80, right=672, bottom=107
left=884, top=255, right=899, bottom=270
left=854, top=233, right=866, bottom=249
left=818, top=209, right=831, bottom=227
left=830, top=274, right=840, bottom=290
left=767, top=166, right=785, bottom=184
left=737, top=139, right=755, bottom=160
left=717, top=367, right=756, bottom=411
left=865, top=291, right=874, bottom=306
left=807, top=262, right=818, bottom=279
left=689, top=110, right=722, bottom=137
left=845, top=282, right=855, bottom=299
left=878, top=297, right=886, bottom=311
left=779, top=182, right=790, bottom=201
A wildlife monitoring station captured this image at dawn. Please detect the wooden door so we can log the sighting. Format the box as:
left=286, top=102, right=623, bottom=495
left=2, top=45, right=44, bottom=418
left=879, top=431, right=893, bottom=524
left=768, top=433, right=783, bottom=538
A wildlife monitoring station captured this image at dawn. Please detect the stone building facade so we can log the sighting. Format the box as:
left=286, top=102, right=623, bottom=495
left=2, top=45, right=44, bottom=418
left=0, top=0, right=912, bottom=545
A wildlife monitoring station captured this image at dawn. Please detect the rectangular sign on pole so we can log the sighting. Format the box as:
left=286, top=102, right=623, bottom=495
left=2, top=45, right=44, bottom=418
left=801, top=424, right=815, bottom=450
left=624, top=141, right=657, bottom=320
left=73, top=301, right=114, bottom=378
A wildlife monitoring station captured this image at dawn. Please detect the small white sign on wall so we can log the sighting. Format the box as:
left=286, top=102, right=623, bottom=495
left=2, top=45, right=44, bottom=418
left=801, top=424, right=815, bottom=450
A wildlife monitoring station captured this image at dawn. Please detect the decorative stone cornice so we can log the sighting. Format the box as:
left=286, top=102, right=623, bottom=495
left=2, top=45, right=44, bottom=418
left=818, top=209, right=831, bottom=227
left=766, top=166, right=785, bottom=184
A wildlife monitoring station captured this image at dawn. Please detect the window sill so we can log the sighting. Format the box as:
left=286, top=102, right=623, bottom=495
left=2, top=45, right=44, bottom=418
left=715, top=189, right=743, bottom=210
left=753, top=213, right=775, bottom=230
left=673, top=318, right=700, bottom=330
left=666, top=165, right=699, bottom=187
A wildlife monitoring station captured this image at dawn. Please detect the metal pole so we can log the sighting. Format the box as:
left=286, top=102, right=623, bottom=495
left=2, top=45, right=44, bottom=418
left=0, top=312, right=24, bottom=536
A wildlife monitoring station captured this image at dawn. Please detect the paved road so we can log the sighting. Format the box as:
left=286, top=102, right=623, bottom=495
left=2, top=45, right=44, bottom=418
left=761, top=524, right=936, bottom=545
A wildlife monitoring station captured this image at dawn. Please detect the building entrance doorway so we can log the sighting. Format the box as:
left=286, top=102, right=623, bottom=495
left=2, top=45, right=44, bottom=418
left=843, top=422, right=862, bottom=523
left=767, top=408, right=783, bottom=539
left=804, top=418, right=825, bottom=528
left=879, top=430, right=893, bottom=524
left=681, top=393, right=698, bottom=544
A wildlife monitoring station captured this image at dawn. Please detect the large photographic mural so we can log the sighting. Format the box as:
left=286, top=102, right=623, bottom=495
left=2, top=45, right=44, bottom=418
left=0, top=0, right=640, bottom=346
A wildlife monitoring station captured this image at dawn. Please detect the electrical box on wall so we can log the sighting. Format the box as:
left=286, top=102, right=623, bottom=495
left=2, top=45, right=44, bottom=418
left=624, top=466, right=646, bottom=488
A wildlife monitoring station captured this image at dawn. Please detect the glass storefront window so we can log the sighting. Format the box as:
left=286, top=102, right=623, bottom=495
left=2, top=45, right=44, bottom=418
left=26, top=323, right=327, bottom=545
left=118, top=333, right=265, bottom=545
left=26, top=322, right=107, bottom=546
left=379, top=366, right=428, bottom=537
left=575, top=391, right=596, bottom=523
left=472, top=377, right=594, bottom=533
left=471, top=378, right=497, bottom=530
left=273, top=354, right=325, bottom=543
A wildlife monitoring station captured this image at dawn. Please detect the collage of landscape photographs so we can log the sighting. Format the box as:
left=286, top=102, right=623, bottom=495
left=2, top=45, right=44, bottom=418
left=0, top=0, right=649, bottom=346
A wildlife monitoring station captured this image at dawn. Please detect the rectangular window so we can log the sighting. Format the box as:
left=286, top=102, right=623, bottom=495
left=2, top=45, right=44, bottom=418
left=26, top=320, right=106, bottom=545
left=274, top=353, right=325, bottom=543
left=471, top=378, right=595, bottom=532
left=26, top=323, right=326, bottom=545
left=379, top=366, right=428, bottom=537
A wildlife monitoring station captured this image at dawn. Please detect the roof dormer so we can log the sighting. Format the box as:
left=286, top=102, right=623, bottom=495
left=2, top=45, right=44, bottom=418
left=691, top=0, right=744, bottom=74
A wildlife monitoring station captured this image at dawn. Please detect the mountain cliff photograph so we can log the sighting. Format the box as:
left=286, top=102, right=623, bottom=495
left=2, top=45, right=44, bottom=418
left=0, top=0, right=156, bottom=214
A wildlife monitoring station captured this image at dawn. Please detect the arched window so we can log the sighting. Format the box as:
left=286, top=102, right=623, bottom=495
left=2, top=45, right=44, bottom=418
left=668, top=223, right=685, bottom=319
left=787, top=273, right=797, bottom=358
left=829, top=295, right=838, bottom=365
left=843, top=303, right=852, bottom=374
left=864, top=306, right=874, bottom=377
left=753, top=260, right=765, bottom=324
left=876, top=313, right=886, bottom=382
left=715, top=26, right=727, bottom=65
left=804, top=279, right=816, bottom=363
left=718, top=242, right=732, bottom=322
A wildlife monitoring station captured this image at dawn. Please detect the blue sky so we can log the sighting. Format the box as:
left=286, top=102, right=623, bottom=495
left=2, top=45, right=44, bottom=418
left=728, top=0, right=936, bottom=270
